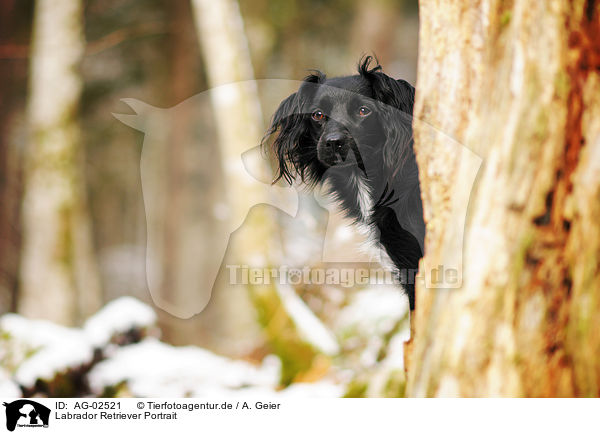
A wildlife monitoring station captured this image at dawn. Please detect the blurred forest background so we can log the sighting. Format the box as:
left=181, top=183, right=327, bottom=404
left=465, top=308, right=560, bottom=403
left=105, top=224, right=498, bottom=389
left=0, top=0, right=419, bottom=397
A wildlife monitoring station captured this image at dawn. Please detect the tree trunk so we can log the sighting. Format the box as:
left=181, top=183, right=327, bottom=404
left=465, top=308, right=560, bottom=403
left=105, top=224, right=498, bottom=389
left=19, top=0, right=101, bottom=324
left=189, top=0, right=269, bottom=355
left=408, top=0, right=600, bottom=397
left=154, top=0, right=206, bottom=345
left=188, top=1, right=335, bottom=381
left=0, top=0, right=24, bottom=315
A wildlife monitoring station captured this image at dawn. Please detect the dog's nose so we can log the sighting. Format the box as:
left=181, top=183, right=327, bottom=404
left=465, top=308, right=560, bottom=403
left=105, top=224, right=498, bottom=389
left=326, top=134, right=345, bottom=151
left=318, top=132, right=350, bottom=166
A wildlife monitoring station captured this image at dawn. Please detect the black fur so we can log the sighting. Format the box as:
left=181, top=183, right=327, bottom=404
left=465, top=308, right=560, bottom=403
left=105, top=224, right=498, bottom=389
left=263, top=56, right=424, bottom=310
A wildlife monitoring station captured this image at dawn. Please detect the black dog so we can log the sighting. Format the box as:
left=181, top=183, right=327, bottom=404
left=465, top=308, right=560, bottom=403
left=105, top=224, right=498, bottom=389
left=264, top=56, right=424, bottom=311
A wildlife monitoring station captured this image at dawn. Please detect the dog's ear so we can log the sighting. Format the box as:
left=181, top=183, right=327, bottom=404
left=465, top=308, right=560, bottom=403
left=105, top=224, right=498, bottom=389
left=270, top=92, right=299, bottom=134
left=376, top=78, right=415, bottom=174
left=304, top=70, right=326, bottom=85
left=358, top=55, right=414, bottom=114
left=262, top=92, right=301, bottom=184
left=372, top=77, right=415, bottom=116
left=262, top=71, right=326, bottom=185
left=358, top=56, right=415, bottom=174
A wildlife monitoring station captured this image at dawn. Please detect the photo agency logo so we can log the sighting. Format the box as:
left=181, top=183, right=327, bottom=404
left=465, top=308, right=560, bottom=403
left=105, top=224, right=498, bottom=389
left=3, top=400, right=50, bottom=431
left=225, top=264, right=460, bottom=288
left=113, top=79, right=482, bottom=318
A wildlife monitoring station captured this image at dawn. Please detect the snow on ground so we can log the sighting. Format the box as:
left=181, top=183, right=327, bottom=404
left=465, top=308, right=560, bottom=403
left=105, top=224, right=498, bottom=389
left=0, top=296, right=156, bottom=388
left=88, top=337, right=344, bottom=398
left=88, top=337, right=342, bottom=397
left=0, top=314, right=94, bottom=388
left=0, top=368, right=21, bottom=397
left=334, top=286, right=410, bottom=373
left=84, top=296, right=157, bottom=347
left=88, top=338, right=278, bottom=396
left=2, top=291, right=410, bottom=398
left=83, top=295, right=346, bottom=398
left=335, top=286, right=408, bottom=336
left=0, top=296, right=347, bottom=398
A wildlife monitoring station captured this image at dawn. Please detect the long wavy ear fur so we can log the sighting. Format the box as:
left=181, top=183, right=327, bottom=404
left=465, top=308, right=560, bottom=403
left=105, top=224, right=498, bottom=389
left=358, top=56, right=416, bottom=173
left=262, top=71, right=326, bottom=184
left=263, top=92, right=300, bottom=184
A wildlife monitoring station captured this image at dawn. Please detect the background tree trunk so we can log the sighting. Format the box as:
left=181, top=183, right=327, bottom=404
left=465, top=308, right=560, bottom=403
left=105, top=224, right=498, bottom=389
left=0, top=0, right=26, bottom=315
left=408, top=0, right=600, bottom=397
left=189, top=0, right=335, bottom=381
left=189, top=0, right=269, bottom=355
left=19, top=0, right=101, bottom=324
left=153, top=0, right=208, bottom=346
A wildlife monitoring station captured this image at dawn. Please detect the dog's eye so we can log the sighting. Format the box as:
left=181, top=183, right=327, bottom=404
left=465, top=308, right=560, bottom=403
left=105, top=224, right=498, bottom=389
left=311, top=110, right=325, bottom=121
left=358, top=106, right=371, bottom=117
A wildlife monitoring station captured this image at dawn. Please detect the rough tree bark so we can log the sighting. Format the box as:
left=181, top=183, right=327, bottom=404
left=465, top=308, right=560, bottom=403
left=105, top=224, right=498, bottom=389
left=408, top=0, right=600, bottom=397
left=19, top=0, right=102, bottom=324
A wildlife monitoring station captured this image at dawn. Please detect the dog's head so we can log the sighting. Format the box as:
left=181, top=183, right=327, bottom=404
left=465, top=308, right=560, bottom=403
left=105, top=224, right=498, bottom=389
left=264, top=56, right=415, bottom=186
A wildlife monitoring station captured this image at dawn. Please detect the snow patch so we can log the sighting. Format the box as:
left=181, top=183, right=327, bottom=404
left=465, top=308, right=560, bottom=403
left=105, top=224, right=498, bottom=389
left=336, top=287, right=408, bottom=336
left=84, top=296, right=157, bottom=347
left=0, top=369, right=21, bottom=398
left=0, top=296, right=157, bottom=388
left=0, top=314, right=93, bottom=387
left=88, top=338, right=280, bottom=397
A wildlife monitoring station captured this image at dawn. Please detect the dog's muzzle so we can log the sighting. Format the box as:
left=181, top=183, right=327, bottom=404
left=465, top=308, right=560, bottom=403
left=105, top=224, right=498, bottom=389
left=317, top=133, right=353, bottom=166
